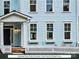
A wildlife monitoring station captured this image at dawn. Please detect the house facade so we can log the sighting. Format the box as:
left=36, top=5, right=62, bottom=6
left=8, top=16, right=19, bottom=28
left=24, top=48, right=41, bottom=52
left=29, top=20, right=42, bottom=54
left=0, top=0, right=79, bottom=54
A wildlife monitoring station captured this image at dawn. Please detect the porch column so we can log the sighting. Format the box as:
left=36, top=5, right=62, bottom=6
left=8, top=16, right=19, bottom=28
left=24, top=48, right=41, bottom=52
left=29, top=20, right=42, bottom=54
left=21, top=22, right=27, bottom=48
left=23, top=22, right=28, bottom=48
left=78, top=17, right=79, bottom=46
left=0, top=22, right=3, bottom=49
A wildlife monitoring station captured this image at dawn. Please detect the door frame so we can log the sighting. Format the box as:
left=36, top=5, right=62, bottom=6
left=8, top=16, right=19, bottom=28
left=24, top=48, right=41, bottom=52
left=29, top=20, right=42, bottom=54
left=3, top=24, right=22, bottom=47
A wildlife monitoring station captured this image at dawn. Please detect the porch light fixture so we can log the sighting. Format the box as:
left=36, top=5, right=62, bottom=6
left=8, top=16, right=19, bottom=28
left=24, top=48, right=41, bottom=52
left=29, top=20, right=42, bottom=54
left=14, top=28, right=21, bottom=32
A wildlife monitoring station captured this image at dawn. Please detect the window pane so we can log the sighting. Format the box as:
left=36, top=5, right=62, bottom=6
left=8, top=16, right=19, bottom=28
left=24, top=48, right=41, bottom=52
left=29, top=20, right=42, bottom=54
left=33, top=24, right=36, bottom=27
left=64, top=24, right=67, bottom=27
left=47, top=24, right=53, bottom=31
left=65, top=32, right=70, bottom=39
left=47, top=27, right=53, bottom=31
left=65, top=27, right=67, bottom=31
left=30, top=0, right=36, bottom=4
left=47, top=32, right=53, bottom=39
left=30, top=24, right=33, bottom=31
left=4, top=1, right=10, bottom=8
left=68, top=24, right=71, bottom=31
left=4, top=1, right=10, bottom=14
left=64, top=24, right=67, bottom=31
left=68, top=27, right=71, bottom=31
left=63, top=5, right=69, bottom=11
left=4, top=9, right=9, bottom=14
left=30, top=32, right=36, bottom=40
left=64, top=23, right=71, bottom=31
left=68, top=24, right=71, bottom=27
left=30, top=5, right=36, bottom=11
left=63, top=0, right=69, bottom=11
left=30, top=28, right=36, bottom=31
left=46, top=0, right=53, bottom=12
left=47, top=24, right=53, bottom=27
left=30, top=24, right=37, bottom=31
left=47, top=5, right=52, bottom=11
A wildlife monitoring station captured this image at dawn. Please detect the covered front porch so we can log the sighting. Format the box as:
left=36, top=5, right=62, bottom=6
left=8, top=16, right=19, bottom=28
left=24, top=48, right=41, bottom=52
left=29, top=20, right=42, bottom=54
left=0, top=11, right=31, bottom=54
left=3, top=22, right=25, bottom=54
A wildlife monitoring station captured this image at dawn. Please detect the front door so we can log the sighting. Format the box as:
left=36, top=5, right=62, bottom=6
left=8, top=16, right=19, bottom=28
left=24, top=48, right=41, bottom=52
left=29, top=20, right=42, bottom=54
left=4, top=29, right=11, bottom=45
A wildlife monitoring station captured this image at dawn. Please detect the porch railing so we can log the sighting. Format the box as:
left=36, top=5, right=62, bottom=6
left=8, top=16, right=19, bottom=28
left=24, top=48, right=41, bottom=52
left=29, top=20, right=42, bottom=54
left=2, top=46, right=79, bottom=54
left=27, top=47, right=79, bottom=54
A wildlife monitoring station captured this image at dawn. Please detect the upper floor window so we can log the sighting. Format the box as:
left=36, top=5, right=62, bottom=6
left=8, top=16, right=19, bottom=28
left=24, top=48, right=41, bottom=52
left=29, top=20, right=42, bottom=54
left=63, top=0, right=70, bottom=11
left=47, top=24, right=53, bottom=40
left=64, top=23, right=71, bottom=39
left=4, top=1, right=10, bottom=14
left=30, top=0, right=36, bottom=12
left=46, top=0, right=53, bottom=12
left=30, top=24, right=37, bottom=40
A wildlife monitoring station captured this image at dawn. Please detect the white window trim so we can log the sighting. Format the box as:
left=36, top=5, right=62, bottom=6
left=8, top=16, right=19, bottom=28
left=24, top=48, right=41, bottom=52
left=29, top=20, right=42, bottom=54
left=29, top=22, right=38, bottom=43
left=62, top=0, right=71, bottom=12
left=45, top=21, right=55, bottom=42
left=63, top=21, right=72, bottom=42
left=45, top=0, right=54, bottom=13
left=29, top=0, right=38, bottom=13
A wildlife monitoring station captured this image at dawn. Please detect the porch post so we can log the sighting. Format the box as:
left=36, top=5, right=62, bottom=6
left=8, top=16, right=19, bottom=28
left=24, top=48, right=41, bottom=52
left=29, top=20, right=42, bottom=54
left=21, top=23, right=24, bottom=47
left=21, top=22, right=27, bottom=48
left=0, top=22, right=3, bottom=50
left=23, top=22, right=27, bottom=48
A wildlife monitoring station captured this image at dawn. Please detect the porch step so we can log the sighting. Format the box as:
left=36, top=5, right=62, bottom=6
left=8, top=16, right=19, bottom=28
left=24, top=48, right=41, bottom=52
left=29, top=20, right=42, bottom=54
left=12, top=53, right=24, bottom=54
left=12, top=48, right=25, bottom=54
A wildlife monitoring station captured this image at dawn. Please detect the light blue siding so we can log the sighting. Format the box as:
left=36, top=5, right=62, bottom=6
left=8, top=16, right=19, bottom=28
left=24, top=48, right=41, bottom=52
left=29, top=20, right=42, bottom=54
left=10, top=0, right=20, bottom=11
left=0, top=0, right=4, bottom=16
left=0, top=0, right=77, bottom=47
left=21, top=0, right=77, bottom=47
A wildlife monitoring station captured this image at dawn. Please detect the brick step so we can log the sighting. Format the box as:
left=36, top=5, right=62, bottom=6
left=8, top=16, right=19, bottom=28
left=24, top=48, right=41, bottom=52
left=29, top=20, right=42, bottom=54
left=12, top=48, right=25, bottom=54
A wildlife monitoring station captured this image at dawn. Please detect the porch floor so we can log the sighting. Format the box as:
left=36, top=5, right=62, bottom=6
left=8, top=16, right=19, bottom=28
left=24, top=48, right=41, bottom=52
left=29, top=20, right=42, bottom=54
left=12, top=48, right=25, bottom=54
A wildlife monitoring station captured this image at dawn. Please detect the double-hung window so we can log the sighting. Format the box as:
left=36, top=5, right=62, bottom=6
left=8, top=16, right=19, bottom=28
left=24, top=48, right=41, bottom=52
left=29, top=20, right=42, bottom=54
left=30, top=0, right=36, bottom=12
left=30, top=24, right=37, bottom=40
left=63, top=0, right=70, bottom=11
left=4, top=1, right=10, bottom=14
left=46, top=0, right=53, bottom=12
left=47, top=24, right=53, bottom=40
left=64, top=23, right=71, bottom=39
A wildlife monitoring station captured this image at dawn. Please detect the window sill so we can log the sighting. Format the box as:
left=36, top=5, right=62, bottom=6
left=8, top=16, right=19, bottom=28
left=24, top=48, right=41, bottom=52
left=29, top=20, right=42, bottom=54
left=28, top=42, right=38, bottom=44
left=61, top=11, right=71, bottom=13
left=46, top=42, right=55, bottom=44
left=45, top=40, right=55, bottom=44
left=28, top=12, right=38, bottom=14
left=63, top=40, right=72, bottom=43
left=28, top=40, right=38, bottom=44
